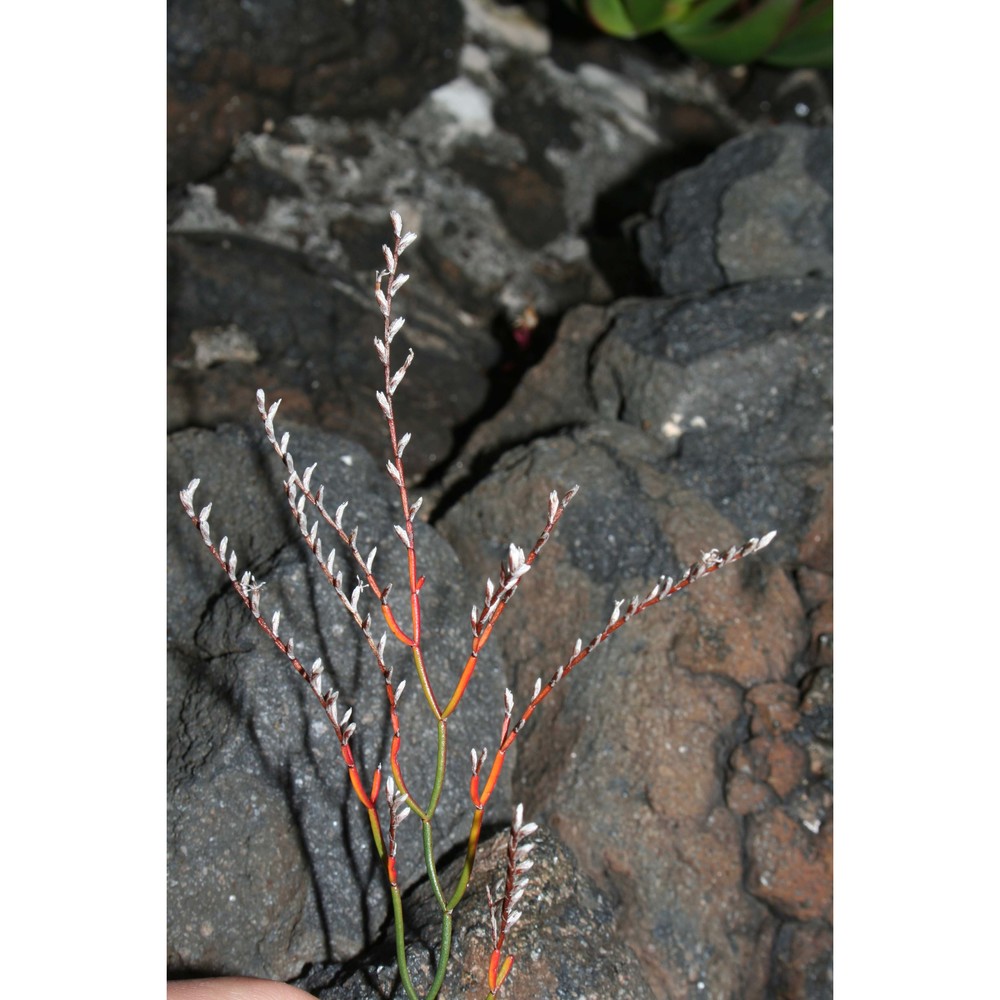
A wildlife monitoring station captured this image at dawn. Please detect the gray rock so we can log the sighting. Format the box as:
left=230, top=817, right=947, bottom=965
left=437, top=423, right=807, bottom=997
left=168, top=422, right=511, bottom=979
left=637, top=125, right=832, bottom=296
left=294, top=825, right=657, bottom=999
left=167, top=230, right=498, bottom=477
left=432, top=302, right=607, bottom=508
left=168, top=0, right=465, bottom=185
left=168, top=13, right=756, bottom=335
left=590, top=276, right=833, bottom=563
left=167, top=6, right=834, bottom=990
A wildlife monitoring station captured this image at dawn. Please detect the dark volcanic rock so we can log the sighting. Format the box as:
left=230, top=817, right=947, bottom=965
left=770, top=920, right=833, bottom=1000
left=168, top=0, right=465, bottom=186
left=637, top=124, right=832, bottom=297
left=168, top=422, right=511, bottom=979
left=294, top=825, right=656, bottom=999
left=438, top=422, right=807, bottom=998
left=168, top=230, right=498, bottom=477
left=590, top=276, right=833, bottom=564
left=168, top=3, right=834, bottom=990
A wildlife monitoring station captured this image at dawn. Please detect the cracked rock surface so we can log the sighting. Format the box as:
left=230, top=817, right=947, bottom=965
left=168, top=2, right=832, bottom=996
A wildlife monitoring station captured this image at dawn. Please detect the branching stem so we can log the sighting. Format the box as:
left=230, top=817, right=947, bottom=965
left=178, top=210, right=777, bottom=1000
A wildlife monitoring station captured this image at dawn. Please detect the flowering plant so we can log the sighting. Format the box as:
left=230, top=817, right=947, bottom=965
left=179, top=211, right=775, bottom=998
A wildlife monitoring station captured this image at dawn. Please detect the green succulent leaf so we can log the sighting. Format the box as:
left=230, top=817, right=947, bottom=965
left=623, top=0, right=675, bottom=33
left=583, top=0, right=645, bottom=38
left=667, top=0, right=801, bottom=65
left=764, top=4, right=833, bottom=67
left=562, top=0, right=832, bottom=68
left=670, top=0, right=743, bottom=31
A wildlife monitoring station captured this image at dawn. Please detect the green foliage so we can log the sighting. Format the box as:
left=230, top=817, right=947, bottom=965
left=561, top=0, right=833, bottom=68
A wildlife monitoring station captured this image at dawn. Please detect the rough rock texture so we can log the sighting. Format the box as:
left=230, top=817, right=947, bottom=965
left=168, top=0, right=465, bottom=185
left=636, top=125, right=832, bottom=297
left=167, top=2, right=833, bottom=995
left=168, top=423, right=511, bottom=979
left=168, top=4, right=829, bottom=467
left=590, top=274, right=833, bottom=565
left=167, top=229, right=498, bottom=476
left=437, top=422, right=807, bottom=999
left=293, top=826, right=657, bottom=999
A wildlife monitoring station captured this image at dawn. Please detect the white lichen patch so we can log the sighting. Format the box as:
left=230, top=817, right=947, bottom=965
left=429, top=77, right=495, bottom=138
left=189, top=324, right=260, bottom=370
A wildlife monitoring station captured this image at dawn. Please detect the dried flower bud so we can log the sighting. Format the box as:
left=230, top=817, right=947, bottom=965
left=179, top=479, right=199, bottom=514
left=511, top=803, right=523, bottom=832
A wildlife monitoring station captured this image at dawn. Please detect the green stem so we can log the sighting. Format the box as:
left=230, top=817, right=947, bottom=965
left=390, top=882, right=421, bottom=1000
left=448, top=808, right=484, bottom=911
left=422, top=820, right=448, bottom=912
left=426, top=716, right=447, bottom=818
left=423, top=911, right=453, bottom=1000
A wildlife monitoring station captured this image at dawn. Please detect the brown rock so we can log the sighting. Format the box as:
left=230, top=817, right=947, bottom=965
left=795, top=566, right=831, bottom=611
left=771, top=920, right=833, bottom=1000
left=746, top=682, right=801, bottom=735
left=729, top=734, right=807, bottom=801
left=660, top=504, right=806, bottom=688
left=800, top=666, right=832, bottom=714
left=759, top=736, right=809, bottom=798
left=809, top=596, right=833, bottom=668
left=726, top=770, right=776, bottom=815
left=798, top=468, right=832, bottom=573
left=746, top=807, right=832, bottom=922
left=439, top=424, right=802, bottom=998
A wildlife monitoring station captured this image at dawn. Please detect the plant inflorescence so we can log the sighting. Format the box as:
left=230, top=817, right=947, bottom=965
left=178, top=210, right=776, bottom=999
